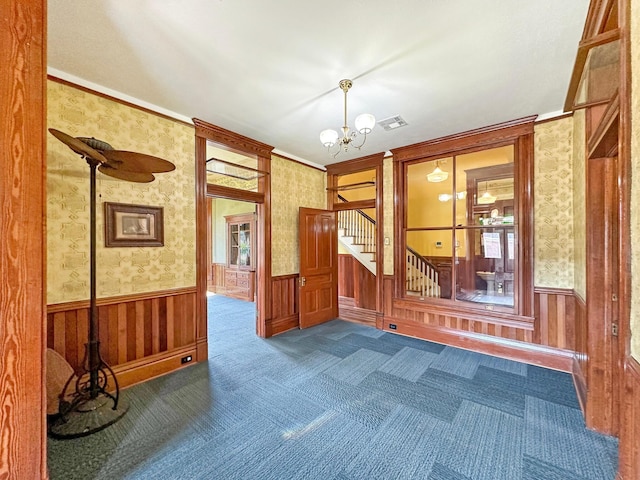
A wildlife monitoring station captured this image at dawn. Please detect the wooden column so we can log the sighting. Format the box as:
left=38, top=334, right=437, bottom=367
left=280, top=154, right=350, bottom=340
left=0, top=0, right=47, bottom=477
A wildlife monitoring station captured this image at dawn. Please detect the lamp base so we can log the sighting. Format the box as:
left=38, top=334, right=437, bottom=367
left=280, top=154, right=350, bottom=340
left=48, top=394, right=129, bottom=439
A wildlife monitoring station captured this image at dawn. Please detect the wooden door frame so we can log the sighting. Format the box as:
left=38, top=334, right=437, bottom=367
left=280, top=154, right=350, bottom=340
left=585, top=152, right=620, bottom=435
left=1, top=0, right=48, bottom=476
left=326, top=153, right=385, bottom=323
left=194, top=119, right=273, bottom=360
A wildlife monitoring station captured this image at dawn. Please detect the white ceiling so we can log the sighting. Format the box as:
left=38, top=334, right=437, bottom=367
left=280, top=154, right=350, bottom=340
left=47, top=0, right=589, bottom=168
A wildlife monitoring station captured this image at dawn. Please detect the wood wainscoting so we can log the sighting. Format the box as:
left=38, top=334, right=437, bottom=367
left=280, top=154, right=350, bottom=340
left=338, top=254, right=377, bottom=327
left=619, top=357, right=640, bottom=479
left=209, top=263, right=226, bottom=293
left=573, top=294, right=588, bottom=412
left=382, top=277, right=575, bottom=372
left=47, top=287, right=197, bottom=389
left=267, top=274, right=299, bottom=337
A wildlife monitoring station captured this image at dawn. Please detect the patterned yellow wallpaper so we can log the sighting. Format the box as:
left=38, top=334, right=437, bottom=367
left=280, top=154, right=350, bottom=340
left=47, top=81, right=196, bottom=304
left=271, top=155, right=326, bottom=276
left=533, top=117, right=575, bottom=289
left=630, top=0, right=640, bottom=360
left=383, top=156, right=394, bottom=275
left=572, top=110, right=587, bottom=301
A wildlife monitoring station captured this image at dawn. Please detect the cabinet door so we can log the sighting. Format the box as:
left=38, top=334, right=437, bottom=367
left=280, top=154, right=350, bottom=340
left=237, top=222, right=251, bottom=267
left=229, top=224, right=239, bottom=265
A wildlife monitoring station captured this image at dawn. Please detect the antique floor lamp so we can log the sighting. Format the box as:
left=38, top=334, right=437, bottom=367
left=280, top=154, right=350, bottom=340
left=48, top=128, right=175, bottom=438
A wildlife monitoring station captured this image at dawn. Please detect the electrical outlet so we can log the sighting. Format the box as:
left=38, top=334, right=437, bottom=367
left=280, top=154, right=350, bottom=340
left=389, top=324, right=397, bottom=330
left=181, top=355, right=193, bottom=364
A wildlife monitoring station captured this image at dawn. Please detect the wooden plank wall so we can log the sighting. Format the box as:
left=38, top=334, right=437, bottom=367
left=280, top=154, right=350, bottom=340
left=338, top=254, right=377, bottom=326
left=619, top=357, right=640, bottom=479
left=209, top=263, right=227, bottom=293
left=47, top=287, right=197, bottom=387
left=338, top=254, right=376, bottom=310
left=573, top=295, right=588, bottom=410
left=267, top=274, right=299, bottom=336
left=382, top=277, right=576, bottom=371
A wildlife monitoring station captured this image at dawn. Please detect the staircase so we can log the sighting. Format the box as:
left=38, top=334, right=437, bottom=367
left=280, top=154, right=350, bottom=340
left=336, top=207, right=441, bottom=298
left=337, top=209, right=376, bottom=274
left=406, top=246, right=441, bottom=298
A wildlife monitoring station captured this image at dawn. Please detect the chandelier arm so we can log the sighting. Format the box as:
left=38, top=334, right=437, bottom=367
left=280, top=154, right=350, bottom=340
left=351, top=131, right=368, bottom=150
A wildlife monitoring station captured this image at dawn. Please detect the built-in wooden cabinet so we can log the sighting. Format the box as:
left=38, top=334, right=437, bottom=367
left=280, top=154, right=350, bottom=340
left=224, top=213, right=255, bottom=301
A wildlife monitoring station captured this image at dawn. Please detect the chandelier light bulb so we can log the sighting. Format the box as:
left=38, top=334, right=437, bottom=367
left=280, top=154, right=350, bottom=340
left=355, top=113, right=376, bottom=134
left=320, top=129, right=339, bottom=148
left=319, top=79, right=375, bottom=157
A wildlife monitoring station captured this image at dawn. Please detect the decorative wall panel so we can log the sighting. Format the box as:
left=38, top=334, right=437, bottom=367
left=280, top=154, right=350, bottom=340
left=47, top=288, right=197, bottom=383
left=47, top=81, right=196, bottom=304
left=268, top=274, right=299, bottom=336
left=533, top=118, right=575, bottom=288
left=270, top=155, right=326, bottom=276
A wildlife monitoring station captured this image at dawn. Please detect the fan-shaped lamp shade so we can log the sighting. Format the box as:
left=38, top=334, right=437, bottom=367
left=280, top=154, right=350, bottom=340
left=320, top=129, right=339, bottom=147
left=355, top=113, right=376, bottom=134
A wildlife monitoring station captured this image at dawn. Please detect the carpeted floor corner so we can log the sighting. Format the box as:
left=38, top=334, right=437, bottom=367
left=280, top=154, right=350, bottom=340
left=47, top=294, right=618, bottom=479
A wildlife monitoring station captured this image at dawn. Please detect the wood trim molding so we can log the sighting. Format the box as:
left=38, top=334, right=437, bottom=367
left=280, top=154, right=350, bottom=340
left=196, top=135, right=209, bottom=361
left=533, top=286, right=575, bottom=296
left=392, top=297, right=535, bottom=327
left=193, top=118, right=273, bottom=157
left=47, top=286, right=197, bottom=313
left=534, top=113, right=574, bottom=125
left=332, top=199, right=375, bottom=211
left=1, top=0, right=47, bottom=477
left=383, top=316, right=573, bottom=372
left=338, top=297, right=377, bottom=327
left=390, top=115, right=537, bottom=162
left=573, top=355, right=588, bottom=415
left=325, top=152, right=385, bottom=175
left=196, top=120, right=273, bottom=341
left=206, top=184, right=264, bottom=203
left=111, top=345, right=197, bottom=389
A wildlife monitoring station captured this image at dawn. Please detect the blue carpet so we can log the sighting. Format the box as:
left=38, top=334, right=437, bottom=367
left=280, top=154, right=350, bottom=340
left=47, top=293, right=619, bottom=479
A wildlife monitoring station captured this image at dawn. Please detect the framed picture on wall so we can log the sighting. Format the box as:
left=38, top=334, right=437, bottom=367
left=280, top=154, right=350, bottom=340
left=104, top=202, right=164, bottom=247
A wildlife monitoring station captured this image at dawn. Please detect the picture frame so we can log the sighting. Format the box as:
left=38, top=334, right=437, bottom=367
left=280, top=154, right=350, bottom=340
left=104, top=202, right=164, bottom=247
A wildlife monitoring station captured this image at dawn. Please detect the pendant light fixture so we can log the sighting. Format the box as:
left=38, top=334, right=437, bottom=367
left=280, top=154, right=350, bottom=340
left=427, top=160, right=449, bottom=183
left=477, top=181, right=497, bottom=204
left=320, top=79, right=375, bottom=158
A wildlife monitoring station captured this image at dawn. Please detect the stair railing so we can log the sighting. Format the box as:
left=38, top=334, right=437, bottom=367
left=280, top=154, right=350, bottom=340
left=336, top=195, right=440, bottom=297
left=337, top=195, right=376, bottom=254
left=406, top=245, right=440, bottom=298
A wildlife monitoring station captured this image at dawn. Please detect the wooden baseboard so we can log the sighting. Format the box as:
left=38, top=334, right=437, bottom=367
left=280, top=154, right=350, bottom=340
left=383, top=316, right=574, bottom=372
left=196, top=338, right=208, bottom=362
left=338, top=297, right=377, bottom=327
left=111, top=345, right=197, bottom=389
left=266, top=314, right=298, bottom=337
left=572, top=355, right=588, bottom=414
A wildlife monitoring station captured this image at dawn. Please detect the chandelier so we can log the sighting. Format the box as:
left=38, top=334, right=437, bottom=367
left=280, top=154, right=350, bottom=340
left=319, top=79, right=375, bottom=157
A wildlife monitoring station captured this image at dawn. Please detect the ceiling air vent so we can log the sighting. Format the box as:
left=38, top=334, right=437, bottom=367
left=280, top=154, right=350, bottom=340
left=378, top=115, right=408, bottom=131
